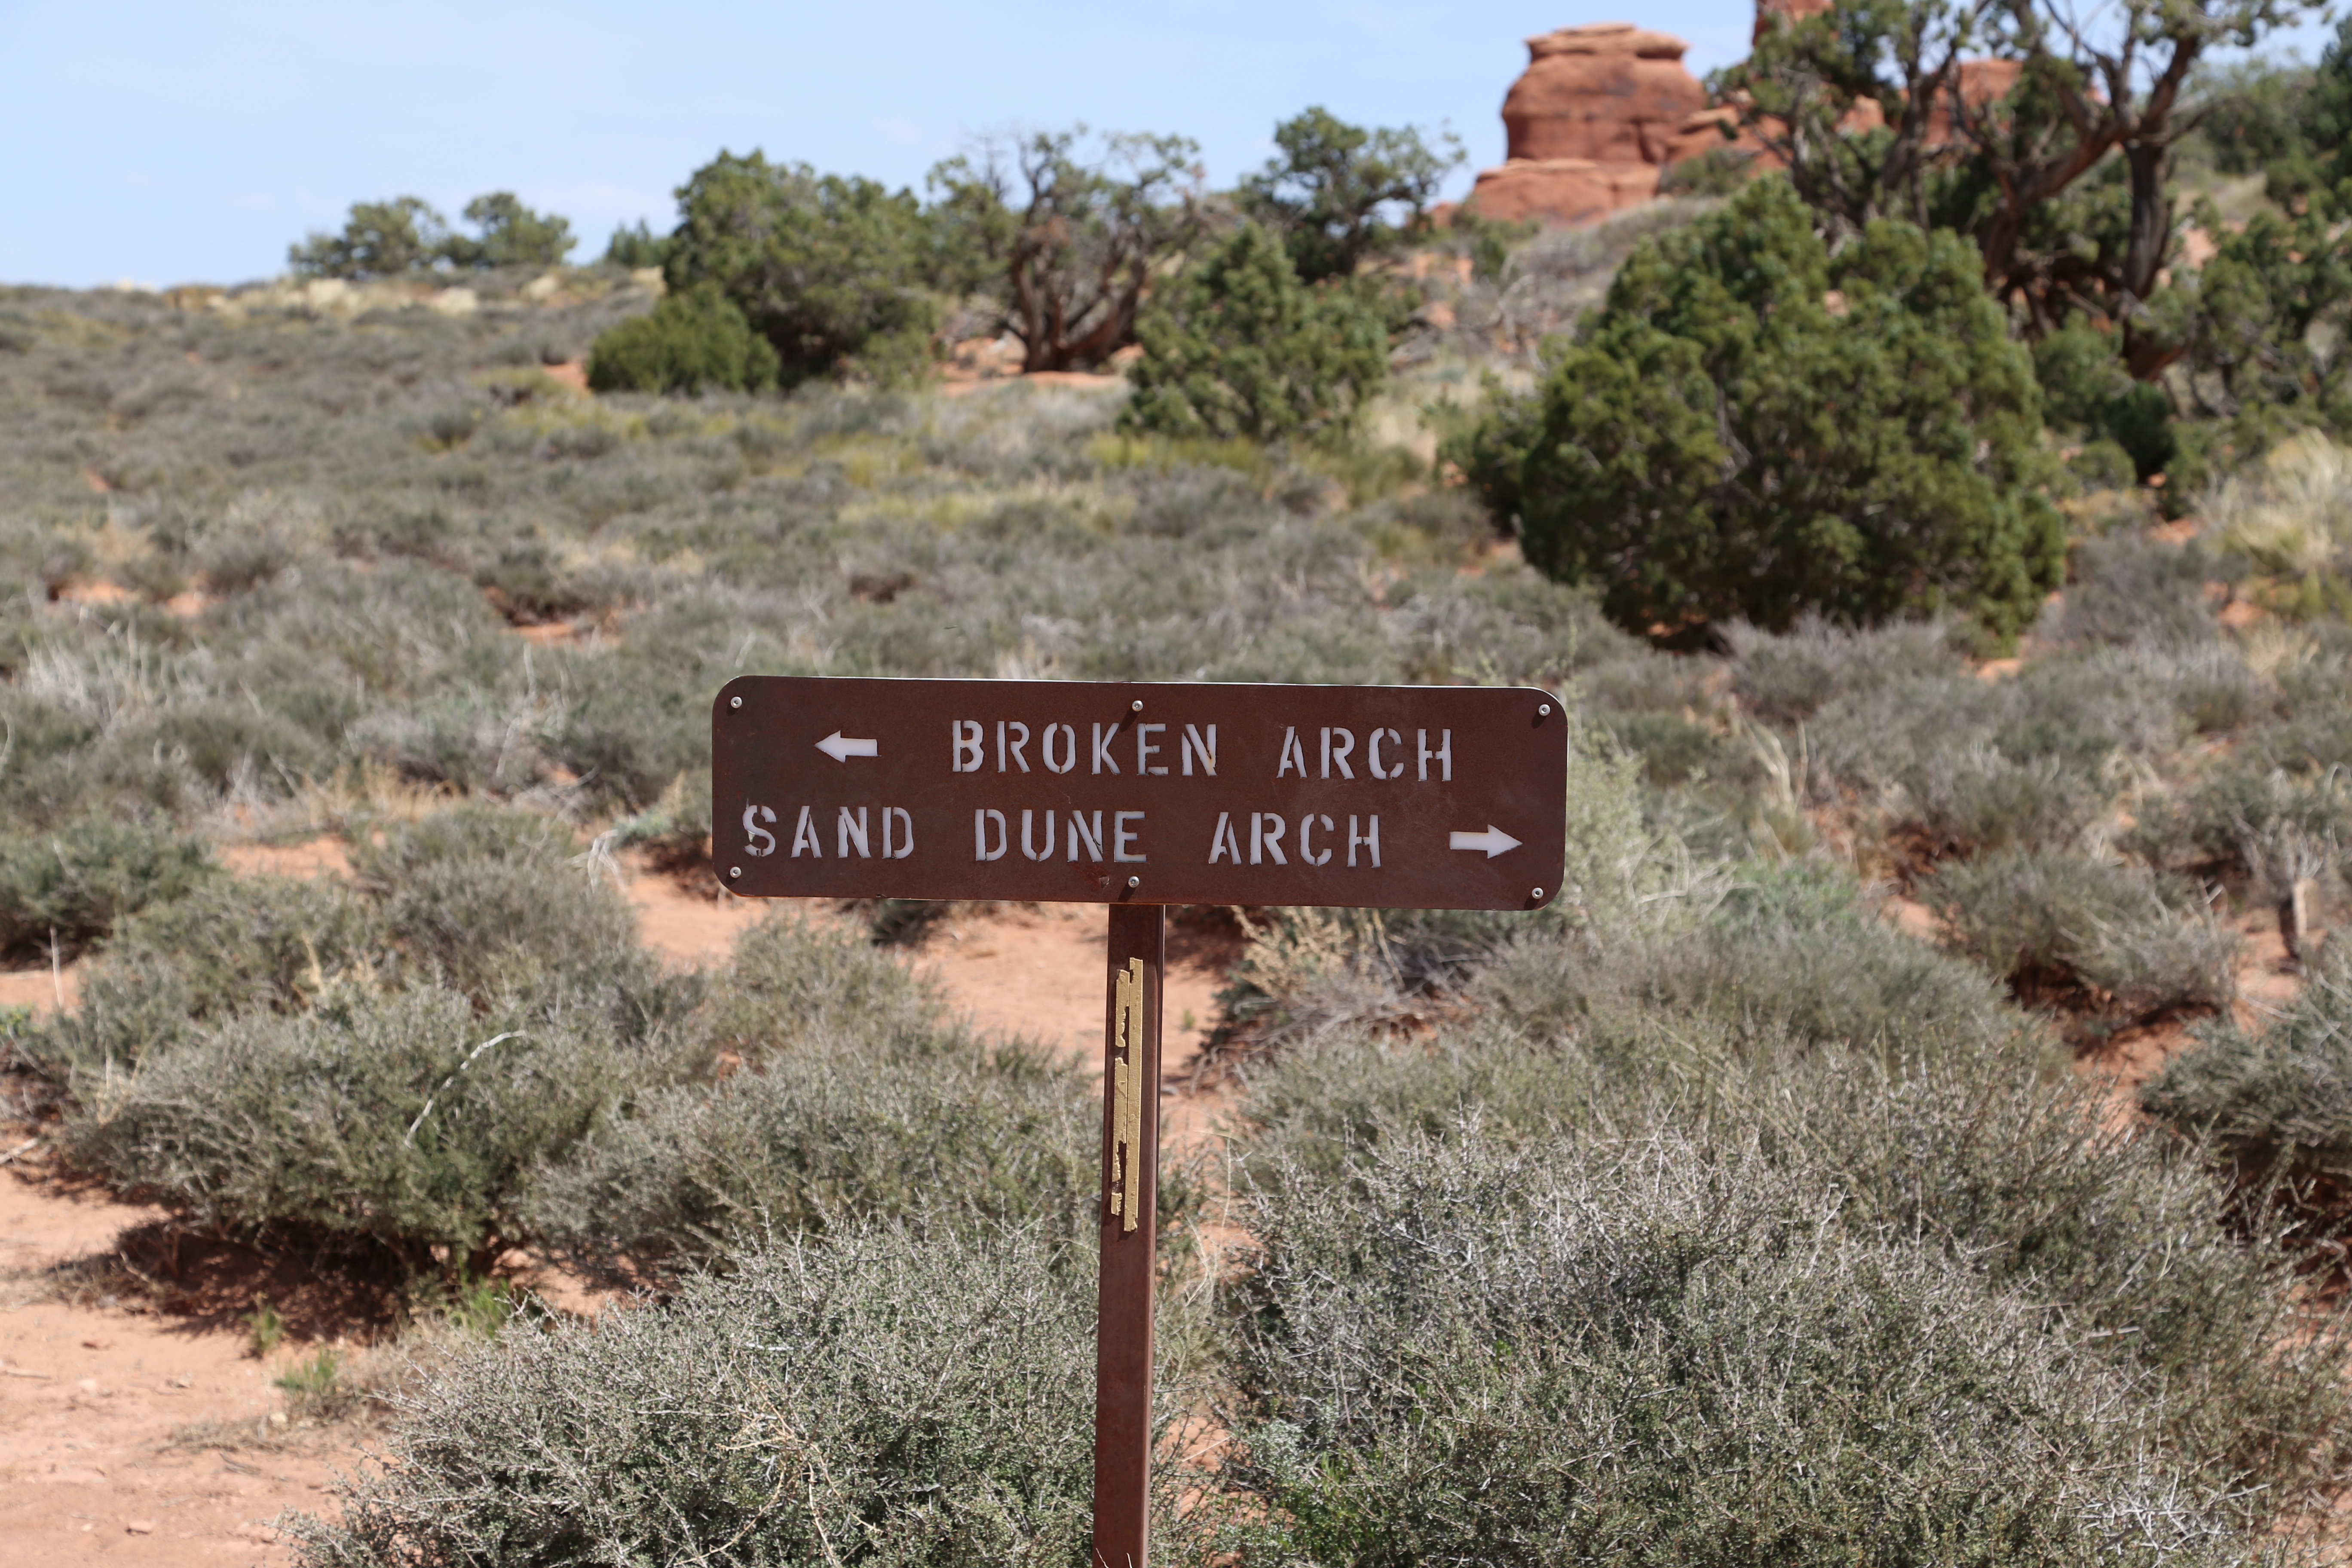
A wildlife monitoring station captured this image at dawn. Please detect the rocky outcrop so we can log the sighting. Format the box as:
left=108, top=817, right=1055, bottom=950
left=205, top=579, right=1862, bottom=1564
left=1464, top=159, right=1664, bottom=227
left=1466, top=24, right=1706, bottom=227
left=1459, top=13, right=2023, bottom=231
left=1502, top=24, right=1711, bottom=164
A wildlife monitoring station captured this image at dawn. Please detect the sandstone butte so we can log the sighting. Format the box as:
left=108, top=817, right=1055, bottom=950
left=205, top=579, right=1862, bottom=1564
left=1462, top=24, right=1709, bottom=228
left=1457, top=13, right=2024, bottom=230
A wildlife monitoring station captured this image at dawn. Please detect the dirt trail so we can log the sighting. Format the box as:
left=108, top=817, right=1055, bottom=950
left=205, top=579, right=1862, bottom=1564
left=622, top=861, right=1238, bottom=1150
left=0, top=1176, right=340, bottom=1565
left=0, top=848, right=1243, bottom=1565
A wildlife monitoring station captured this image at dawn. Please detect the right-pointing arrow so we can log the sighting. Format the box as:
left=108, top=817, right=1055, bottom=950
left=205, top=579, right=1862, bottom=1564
left=1449, top=825, right=1523, bottom=859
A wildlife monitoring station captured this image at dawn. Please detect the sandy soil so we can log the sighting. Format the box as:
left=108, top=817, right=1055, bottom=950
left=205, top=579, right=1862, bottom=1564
left=0, top=963, right=77, bottom=1018
left=0, top=1174, right=341, bottom=1565
left=0, top=847, right=1244, bottom=1565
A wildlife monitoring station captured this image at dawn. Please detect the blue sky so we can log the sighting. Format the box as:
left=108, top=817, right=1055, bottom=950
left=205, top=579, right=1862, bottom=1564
left=2, top=2, right=2336, bottom=288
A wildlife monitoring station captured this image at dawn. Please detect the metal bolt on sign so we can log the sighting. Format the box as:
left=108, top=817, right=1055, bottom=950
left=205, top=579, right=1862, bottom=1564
left=713, top=677, right=1566, bottom=1568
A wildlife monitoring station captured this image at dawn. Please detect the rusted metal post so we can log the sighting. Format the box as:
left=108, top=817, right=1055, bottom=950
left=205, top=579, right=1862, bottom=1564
left=1094, top=901, right=1163, bottom=1568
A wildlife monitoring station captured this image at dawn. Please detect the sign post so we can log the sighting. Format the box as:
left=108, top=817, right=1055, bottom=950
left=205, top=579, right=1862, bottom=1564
left=713, top=677, right=1565, bottom=1568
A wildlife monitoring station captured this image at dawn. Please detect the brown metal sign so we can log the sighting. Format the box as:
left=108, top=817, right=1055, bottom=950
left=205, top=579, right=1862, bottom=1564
left=710, top=676, right=1565, bottom=910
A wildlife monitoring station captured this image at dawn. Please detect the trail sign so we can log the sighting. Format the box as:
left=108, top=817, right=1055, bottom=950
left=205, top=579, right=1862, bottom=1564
left=710, top=675, right=1565, bottom=1568
left=712, top=677, right=1566, bottom=910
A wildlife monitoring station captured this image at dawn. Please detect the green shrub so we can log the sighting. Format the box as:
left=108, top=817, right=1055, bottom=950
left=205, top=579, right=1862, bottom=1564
left=1222, top=1124, right=2258, bottom=1562
left=276, top=1347, right=358, bottom=1422
left=63, top=983, right=691, bottom=1277
left=2034, top=321, right=2177, bottom=481
left=290, top=193, right=575, bottom=279
left=2176, top=202, right=2352, bottom=438
left=0, top=816, right=215, bottom=957
left=1121, top=222, right=1389, bottom=443
left=2144, top=941, right=2352, bottom=1208
left=1728, top=616, right=1966, bottom=723
left=1656, top=143, right=1755, bottom=197
left=1243, top=1009, right=2352, bottom=1525
left=2045, top=534, right=2223, bottom=649
left=584, top=284, right=780, bottom=395
left=664, top=151, right=937, bottom=386
left=351, top=806, right=647, bottom=1001
left=293, top=1227, right=1124, bottom=1567
left=526, top=1033, right=1094, bottom=1280
left=690, top=912, right=937, bottom=1065
left=288, top=197, right=446, bottom=279
left=1444, top=177, right=2062, bottom=643
left=527, top=913, right=1099, bottom=1277
left=601, top=220, right=672, bottom=270
left=1922, top=848, right=2236, bottom=1018
left=1478, top=894, right=2023, bottom=1064
left=38, top=872, right=387, bottom=1078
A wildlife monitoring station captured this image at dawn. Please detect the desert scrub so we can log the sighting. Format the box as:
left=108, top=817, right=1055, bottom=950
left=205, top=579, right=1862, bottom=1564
left=1219, top=1123, right=2262, bottom=1564
left=525, top=1031, right=1097, bottom=1280
left=0, top=814, right=215, bottom=957
left=1798, top=647, right=2200, bottom=857
left=1922, top=848, right=2237, bottom=1020
left=527, top=911, right=1106, bottom=1277
left=2040, top=532, right=2230, bottom=650
left=689, top=910, right=938, bottom=1066
left=1239, top=839, right=2352, bottom=1522
left=35, top=871, right=388, bottom=1080
left=63, top=982, right=698, bottom=1277
left=2208, top=429, right=2352, bottom=583
left=350, top=805, right=651, bottom=1001
left=1238, top=1017, right=2352, bottom=1537
left=294, top=1227, right=1157, bottom=1568
left=2144, top=941, right=2352, bottom=1213
left=1727, top=616, right=1972, bottom=724
left=1478, top=870, right=2024, bottom=1062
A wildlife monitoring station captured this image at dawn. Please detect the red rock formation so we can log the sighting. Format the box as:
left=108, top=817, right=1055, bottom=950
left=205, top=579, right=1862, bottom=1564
left=1503, top=24, right=1711, bottom=164
left=1457, top=12, right=2020, bottom=231
left=1466, top=24, right=1706, bottom=227
left=1665, top=107, right=1756, bottom=167
left=1465, top=159, right=1663, bottom=227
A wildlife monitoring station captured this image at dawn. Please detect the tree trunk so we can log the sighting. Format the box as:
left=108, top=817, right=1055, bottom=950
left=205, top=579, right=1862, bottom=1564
left=2119, top=141, right=2171, bottom=303
left=2119, top=140, right=2186, bottom=379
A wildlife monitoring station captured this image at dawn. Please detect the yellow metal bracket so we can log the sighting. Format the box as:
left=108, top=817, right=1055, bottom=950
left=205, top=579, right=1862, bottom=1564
left=1109, top=956, right=1143, bottom=1232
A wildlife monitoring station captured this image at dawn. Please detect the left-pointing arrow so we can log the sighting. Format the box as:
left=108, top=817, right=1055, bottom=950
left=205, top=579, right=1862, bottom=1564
left=815, top=731, right=879, bottom=762
left=1448, top=825, right=1522, bottom=859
